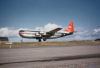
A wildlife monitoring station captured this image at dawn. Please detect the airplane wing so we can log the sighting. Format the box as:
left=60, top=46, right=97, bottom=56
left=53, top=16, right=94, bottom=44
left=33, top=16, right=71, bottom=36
left=46, top=28, right=62, bottom=35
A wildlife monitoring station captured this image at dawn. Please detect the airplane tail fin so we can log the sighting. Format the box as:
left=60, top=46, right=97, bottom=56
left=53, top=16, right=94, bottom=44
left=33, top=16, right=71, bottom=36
left=64, top=21, right=74, bottom=32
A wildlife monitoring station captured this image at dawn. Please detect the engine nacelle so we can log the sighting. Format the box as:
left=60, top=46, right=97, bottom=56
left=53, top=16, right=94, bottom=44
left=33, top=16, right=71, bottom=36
left=40, top=31, right=46, bottom=35
left=35, top=31, right=46, bottom=37
left=35, top=33, right=41, bottom=37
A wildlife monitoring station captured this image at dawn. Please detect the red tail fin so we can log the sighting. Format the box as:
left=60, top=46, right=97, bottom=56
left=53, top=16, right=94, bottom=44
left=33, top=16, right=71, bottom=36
left=64, top=21, right=74, bottom=32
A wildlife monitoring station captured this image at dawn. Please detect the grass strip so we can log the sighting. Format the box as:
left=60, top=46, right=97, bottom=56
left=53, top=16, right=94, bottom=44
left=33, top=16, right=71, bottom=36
left=0, top=41, right=100, bottom=47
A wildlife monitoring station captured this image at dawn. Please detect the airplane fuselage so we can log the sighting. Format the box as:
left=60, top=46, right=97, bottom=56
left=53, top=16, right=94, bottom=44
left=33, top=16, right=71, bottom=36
left=19, top=30, right=73, bottom=39
left=19, top=21, right=74, bottom=42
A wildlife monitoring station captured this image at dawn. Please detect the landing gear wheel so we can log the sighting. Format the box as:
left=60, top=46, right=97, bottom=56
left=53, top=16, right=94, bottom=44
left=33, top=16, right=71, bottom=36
left=39, top=39, right=41, bottom=42
left=43, top=39, right=46, bottom=41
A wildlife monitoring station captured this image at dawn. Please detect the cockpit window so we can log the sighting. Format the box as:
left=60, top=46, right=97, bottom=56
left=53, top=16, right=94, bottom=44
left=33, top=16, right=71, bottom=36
left=19, top=30, right=25, bottom=32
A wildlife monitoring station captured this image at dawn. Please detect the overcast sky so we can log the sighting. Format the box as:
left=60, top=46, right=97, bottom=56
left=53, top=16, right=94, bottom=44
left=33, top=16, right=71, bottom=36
left=0, top=0, right=100, bottom=42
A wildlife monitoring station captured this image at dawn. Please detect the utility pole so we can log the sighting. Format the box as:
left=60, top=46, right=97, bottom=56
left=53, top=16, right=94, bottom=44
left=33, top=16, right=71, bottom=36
left=21, top=38, right=23, bottom=43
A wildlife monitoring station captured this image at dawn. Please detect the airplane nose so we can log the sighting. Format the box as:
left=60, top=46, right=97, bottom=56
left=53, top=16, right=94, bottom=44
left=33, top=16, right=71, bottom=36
left=19, top=32, right=21, bottom=35
left=19, top=32, right=24, bottom=35
left=19, top=30, right=25, bottom=35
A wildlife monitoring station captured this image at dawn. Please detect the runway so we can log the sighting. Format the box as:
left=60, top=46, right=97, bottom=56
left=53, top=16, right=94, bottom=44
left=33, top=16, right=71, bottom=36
left=0, top=44, right=100, bottom=68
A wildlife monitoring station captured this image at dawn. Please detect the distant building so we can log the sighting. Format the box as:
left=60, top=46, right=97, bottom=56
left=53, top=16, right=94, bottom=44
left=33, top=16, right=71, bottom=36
left=95, top=38, right=100, bottom=41
left=0, top=37, right=9, bottom=43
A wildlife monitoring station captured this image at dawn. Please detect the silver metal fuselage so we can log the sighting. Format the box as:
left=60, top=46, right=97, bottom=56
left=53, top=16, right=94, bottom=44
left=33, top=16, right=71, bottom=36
left=19, top=30, right=73, bottom=39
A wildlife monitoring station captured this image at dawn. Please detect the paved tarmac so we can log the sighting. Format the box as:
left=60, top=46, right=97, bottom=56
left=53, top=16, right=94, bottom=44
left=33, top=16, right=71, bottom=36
left=0, top=44, right=100, bottom=68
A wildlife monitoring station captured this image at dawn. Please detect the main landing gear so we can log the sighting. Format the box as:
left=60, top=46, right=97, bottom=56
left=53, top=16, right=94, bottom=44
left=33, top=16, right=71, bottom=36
left=38, top=39, right=41, bottom=42
left=43, top=39, right=46, bottom=41
left=38, top=39, right=46, bottom=42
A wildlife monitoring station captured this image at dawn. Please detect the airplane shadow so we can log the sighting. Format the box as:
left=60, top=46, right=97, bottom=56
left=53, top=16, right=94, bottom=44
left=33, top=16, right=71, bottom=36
left=0, top=53, right=100, bottom=65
